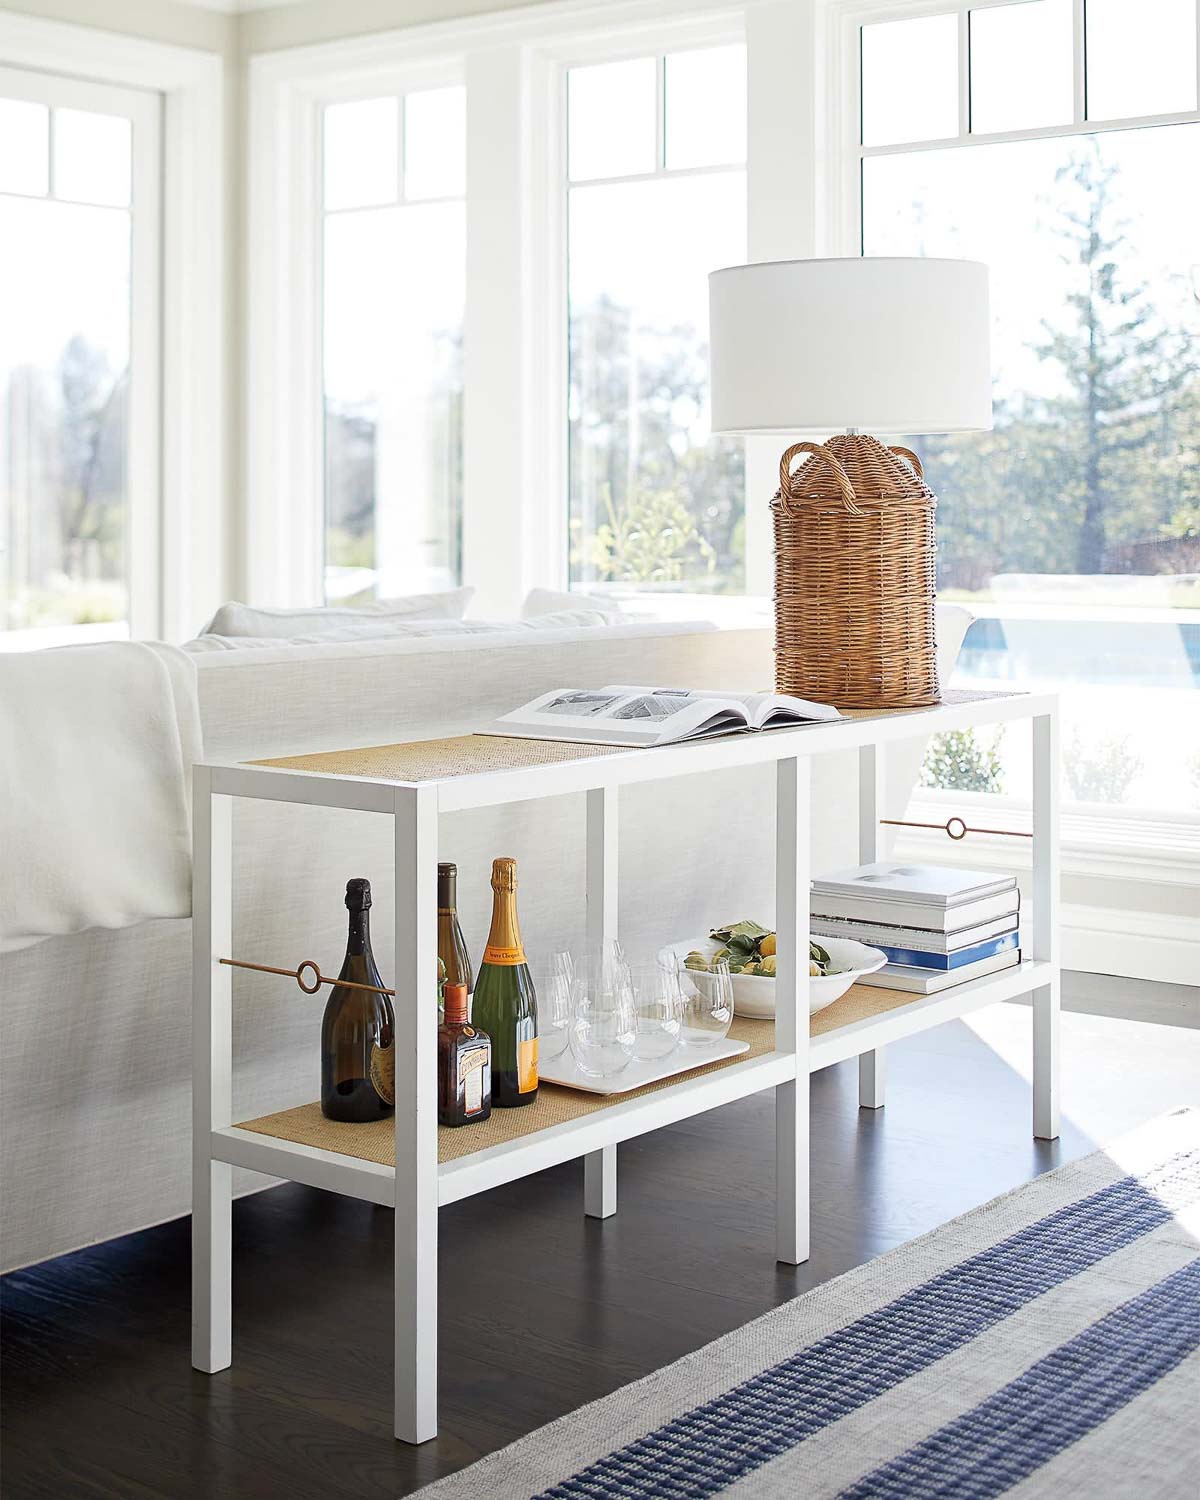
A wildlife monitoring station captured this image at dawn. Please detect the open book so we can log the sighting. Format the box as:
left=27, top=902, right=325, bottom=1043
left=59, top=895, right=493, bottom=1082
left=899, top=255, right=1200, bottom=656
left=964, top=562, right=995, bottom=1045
left=482, top=685, right=841, bottom=748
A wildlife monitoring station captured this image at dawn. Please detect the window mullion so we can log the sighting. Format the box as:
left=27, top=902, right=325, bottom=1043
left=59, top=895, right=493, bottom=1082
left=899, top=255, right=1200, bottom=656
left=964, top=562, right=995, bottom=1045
left=1073, top=0, right=1087, bottom=122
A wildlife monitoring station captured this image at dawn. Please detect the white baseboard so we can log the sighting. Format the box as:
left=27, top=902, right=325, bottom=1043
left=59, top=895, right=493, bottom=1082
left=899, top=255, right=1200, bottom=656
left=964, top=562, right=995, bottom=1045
left=1061, top=903, right=1200, bottom=987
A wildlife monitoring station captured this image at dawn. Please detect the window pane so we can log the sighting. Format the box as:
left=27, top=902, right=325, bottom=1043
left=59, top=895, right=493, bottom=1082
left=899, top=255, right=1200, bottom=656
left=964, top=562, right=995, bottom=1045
left=864, top=124, right=1200, bottom=812
left=54, top=108, right=132, bottom=207
left=568, top=57, right=657, bottom=182
left=404, top=86, right=466, bottom=200
left=665, top=44, right=746, bottom=170
left=324, top=97, right=398, bottom=212
left=0, top=97, right=48, bottom=196
left=569, top=171, right=746, bottom=596
left=1, top=195, right=132, bottom=640
left=861, top=13, right=959, bottom=147
left=1086, top=0, right=1198, bottom=119
left=323, top=202, right=464, bottom=601
left=970, top=0, right=1074, bottom=134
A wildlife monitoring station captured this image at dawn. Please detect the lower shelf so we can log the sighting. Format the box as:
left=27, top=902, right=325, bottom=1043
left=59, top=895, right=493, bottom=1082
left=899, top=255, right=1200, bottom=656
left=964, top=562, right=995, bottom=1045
left=232, top=966, right=1051, bottom=1172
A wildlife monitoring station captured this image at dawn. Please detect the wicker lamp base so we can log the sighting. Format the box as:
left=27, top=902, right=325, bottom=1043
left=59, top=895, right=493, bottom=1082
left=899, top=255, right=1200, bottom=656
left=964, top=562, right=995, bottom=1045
left=772, top=433, right=940, bottom=710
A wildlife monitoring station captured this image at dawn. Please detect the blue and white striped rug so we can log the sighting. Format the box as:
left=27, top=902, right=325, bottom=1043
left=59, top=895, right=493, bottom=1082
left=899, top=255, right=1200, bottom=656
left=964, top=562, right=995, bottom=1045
left=418, top=1107, right=1200, bottom=1498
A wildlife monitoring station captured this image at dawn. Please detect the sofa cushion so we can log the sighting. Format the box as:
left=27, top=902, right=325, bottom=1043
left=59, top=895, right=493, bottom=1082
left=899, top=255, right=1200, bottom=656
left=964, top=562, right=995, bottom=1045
left=201, top=586, right=474, bottom=638
left=184, top=609, right=613, bottom=653
left=522, top=587, right=623, bottom=618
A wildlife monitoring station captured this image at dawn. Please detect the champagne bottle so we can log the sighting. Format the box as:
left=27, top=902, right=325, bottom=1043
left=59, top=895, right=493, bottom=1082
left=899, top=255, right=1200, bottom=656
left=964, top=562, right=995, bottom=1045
left=470, top=858, right=538, bottom=1107
left=437, top=863, right=473, bottom=1001
left=438, top=982, right=491, bottom=1127
left=320, top=878, right=395, bottom=1122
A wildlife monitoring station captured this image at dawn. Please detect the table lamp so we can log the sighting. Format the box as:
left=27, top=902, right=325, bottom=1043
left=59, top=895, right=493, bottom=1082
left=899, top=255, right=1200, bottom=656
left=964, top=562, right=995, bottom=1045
left=708, top=256, right=991, bottom=708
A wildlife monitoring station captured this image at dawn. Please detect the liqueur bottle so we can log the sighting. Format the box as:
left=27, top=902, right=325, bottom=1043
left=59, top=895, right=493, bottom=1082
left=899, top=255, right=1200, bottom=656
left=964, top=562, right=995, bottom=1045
left=470, top=858, right=539, bottom=1107
left=320, top=878, right=395, bottom=1122
left=437, top=862, right=473, bottom=1005
left=437, top=982, right=492, bottom=1127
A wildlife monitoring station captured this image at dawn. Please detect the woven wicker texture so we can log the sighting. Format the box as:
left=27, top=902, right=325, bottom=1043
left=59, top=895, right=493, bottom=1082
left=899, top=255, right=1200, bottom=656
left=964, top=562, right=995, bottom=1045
left=772, top=433, right=939, bottom=710
left=236, top=983, right=919, bottom=1166
left=253, top=734, right=629, bottom=783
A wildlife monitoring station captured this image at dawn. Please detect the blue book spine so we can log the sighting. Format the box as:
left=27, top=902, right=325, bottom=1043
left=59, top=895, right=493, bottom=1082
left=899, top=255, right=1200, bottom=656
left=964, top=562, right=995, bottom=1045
left=876, top=930, right=1019, bottom=971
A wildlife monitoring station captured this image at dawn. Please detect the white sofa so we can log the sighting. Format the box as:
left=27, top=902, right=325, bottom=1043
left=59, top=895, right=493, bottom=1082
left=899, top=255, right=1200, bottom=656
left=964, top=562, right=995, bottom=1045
left=0, top=611, right=970, bottom=1271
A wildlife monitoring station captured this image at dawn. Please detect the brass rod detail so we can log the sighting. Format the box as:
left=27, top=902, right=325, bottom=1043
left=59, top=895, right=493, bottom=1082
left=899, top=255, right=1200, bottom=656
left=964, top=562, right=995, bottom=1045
left=219, top=956, right=395, bottom=997
left=879, top=816, right=1033, bottom=842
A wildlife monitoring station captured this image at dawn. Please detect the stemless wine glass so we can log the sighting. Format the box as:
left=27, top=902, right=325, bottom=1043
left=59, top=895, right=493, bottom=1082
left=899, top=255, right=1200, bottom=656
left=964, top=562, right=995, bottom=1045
left=678, top=956, right=734, bottom=1047
left=532, top=949, right=574, bottom=1062
left=569, top=954, right=636, bottom=1079
left=629, top=960, right=682, bottom=1060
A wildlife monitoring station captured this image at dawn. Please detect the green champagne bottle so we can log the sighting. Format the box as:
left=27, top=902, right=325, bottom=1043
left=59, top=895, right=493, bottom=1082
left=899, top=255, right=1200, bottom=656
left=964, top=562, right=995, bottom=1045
left=470, top=858, right=538, bottom=1108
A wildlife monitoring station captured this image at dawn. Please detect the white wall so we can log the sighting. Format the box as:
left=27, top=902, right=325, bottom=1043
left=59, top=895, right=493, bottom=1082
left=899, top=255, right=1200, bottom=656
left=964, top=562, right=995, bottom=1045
left=241, top=0, right=547, bottom=55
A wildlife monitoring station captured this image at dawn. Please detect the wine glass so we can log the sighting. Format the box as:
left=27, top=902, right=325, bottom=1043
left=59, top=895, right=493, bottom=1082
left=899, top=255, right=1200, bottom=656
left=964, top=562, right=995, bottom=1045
left=678, top=956, right=734, bottom=1047
left=629, top=960, right=682, bottom=1060
left=532, top=950, right=574, bottom=1062
left=569, top=954, right=636, bottom=1079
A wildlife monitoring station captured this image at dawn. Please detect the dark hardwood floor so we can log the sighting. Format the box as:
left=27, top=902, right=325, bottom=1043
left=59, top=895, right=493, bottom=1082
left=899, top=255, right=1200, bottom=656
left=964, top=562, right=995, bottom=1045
left=3, top=983, right=1198, bottom=1500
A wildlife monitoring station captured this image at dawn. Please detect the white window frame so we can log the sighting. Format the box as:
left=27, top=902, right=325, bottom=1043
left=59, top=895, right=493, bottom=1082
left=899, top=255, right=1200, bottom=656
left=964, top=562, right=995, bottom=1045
left=0, top=12, right=225, bottom=643
left=826, top=0, right=1200, bottom=923
left=0, top=64, right=162, bottom=643
left=551, top=16, right=750, bottom=598
left=246, top=0, right=822, bottom=616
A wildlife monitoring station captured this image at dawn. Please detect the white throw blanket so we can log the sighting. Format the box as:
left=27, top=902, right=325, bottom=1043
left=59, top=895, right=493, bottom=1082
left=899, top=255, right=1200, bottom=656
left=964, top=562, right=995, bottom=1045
left=0, top=642, right=203, bottom=954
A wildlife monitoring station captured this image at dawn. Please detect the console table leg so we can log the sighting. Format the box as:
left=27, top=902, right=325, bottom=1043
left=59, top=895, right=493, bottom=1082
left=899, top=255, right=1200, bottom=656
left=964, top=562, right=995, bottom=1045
left=192, top=770, right=232, bottom=1373
left=776, top=757, right=811, bottom=1265
left=859, top=1048, right=886, bottom=1110
left=1032, top=710, right=1061, bottom=1141
left=584, top=1145, right=617, bottom=1218
left=1033, top=979, right=1061, bottom=1141
left=855, top=745, right=887, bottom=1109
left=394, top=787, right=439, bottom=1444
left=583, top=786, right=619, bottom=1219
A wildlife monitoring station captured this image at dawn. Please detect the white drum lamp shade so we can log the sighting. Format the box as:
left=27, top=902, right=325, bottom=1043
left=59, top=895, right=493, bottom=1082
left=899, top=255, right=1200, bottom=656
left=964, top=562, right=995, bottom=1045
left=706, top=257, right=992, bottom=711
left=708, top=256, right=991, bottom=436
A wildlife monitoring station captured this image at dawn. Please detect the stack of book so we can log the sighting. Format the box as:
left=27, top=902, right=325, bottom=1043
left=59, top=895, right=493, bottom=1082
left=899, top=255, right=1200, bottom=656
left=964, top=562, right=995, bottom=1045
left=811, top=862, right=1020, bottom=995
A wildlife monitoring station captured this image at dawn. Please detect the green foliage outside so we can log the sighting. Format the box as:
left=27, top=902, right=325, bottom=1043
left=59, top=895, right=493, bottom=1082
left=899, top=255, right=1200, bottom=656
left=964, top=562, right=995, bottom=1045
left=920, top=729, right=1006, bottom=794
left=916, top=142, right=1199, bottom=593
left=583, top=483, right=716, bottom=585
left=1064, top=732, right=1143, bottom=805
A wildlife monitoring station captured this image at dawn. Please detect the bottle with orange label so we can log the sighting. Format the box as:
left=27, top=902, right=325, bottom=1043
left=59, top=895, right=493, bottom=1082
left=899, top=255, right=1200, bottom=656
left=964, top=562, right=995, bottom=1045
left=470, top=857, right=538, bottom=1107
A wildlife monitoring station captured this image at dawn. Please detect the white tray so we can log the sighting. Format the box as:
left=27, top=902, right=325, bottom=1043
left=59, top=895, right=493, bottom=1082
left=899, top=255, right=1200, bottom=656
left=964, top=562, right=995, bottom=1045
left=537, top=1036, right=751, bottom=1096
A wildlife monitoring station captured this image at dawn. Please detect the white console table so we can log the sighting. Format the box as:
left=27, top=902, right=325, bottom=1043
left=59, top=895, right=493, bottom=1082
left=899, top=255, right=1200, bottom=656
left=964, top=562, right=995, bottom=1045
left=191, top=689, right=1060, bottom=1444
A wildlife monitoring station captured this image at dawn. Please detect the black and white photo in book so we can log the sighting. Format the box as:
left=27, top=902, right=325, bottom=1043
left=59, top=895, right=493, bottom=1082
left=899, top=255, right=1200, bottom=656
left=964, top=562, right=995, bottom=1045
left=482, top=685, right=841, bottom=748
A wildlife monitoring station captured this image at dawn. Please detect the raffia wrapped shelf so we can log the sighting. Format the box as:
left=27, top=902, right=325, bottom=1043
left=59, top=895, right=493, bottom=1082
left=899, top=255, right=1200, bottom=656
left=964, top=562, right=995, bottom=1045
left=772, top=432, right=940, bottom=710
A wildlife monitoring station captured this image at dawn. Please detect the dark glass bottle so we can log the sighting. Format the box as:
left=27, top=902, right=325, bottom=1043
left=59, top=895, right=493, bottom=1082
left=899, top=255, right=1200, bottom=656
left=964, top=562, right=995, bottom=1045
left=437, top=863, right=473, bottom=1006
left=470, top=858, right=538, bottom=1108
left=437, top=982, right=491, bottom=1127
left=320, top=878, right=395, bottom=1122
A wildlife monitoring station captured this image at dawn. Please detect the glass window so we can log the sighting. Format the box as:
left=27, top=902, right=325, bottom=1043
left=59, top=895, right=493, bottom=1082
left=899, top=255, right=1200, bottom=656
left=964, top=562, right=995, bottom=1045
left=54, top=108, right=132, bottom=207
left=861, top=13, right=959, bottom=147
left=404, top=86, right=466, bottom=201
left=2, top=80, right=153, bottom=648
left=568, top=45, right=747, bottom=598
left=322, top=89, right=465, bottom=603
left=1086, top=0, right=1198, bottom=120
left=323, top=97, right=399, bottom=212
left=863, top=123, right=1200, bottom=813
left=970, top=0, right=1074, bottom=135
left=0, top=97, right=48, bottom=196
left=568, top=57, right=658, bottom=181
left=665, top=44, right=747, bottom=170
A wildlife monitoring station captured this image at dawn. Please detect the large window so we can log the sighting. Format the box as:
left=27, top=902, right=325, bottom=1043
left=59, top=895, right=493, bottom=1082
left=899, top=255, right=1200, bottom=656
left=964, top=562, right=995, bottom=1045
left=321, top=86, right=465, bottom=604
left=0, top=67, right=160, bottom=648
left=857, top=1, right=1199, bottom=819
left=566, top=45, right=747, bottom=597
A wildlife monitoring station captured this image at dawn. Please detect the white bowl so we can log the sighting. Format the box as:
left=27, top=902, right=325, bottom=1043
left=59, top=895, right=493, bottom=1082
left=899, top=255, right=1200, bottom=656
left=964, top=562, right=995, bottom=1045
left=660, top=935, right=888, bottom=1018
